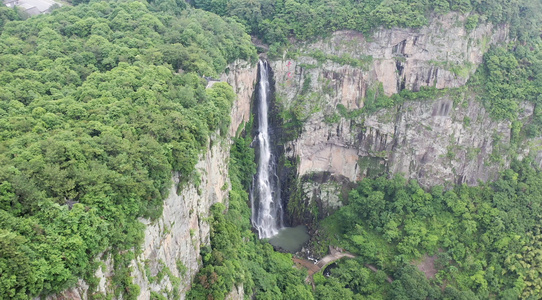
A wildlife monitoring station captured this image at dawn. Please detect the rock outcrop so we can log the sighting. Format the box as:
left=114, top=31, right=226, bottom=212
left=129, top=62, right=257, bottom=299
left=130, top=141, right=231, bottom=299
left=273, top=13, right=508, bottom=105
left=225, top=60, right=258, bottom=136
left=271, top=13, right=515, bottom=216
left=293, top=96, right=513, bottom=189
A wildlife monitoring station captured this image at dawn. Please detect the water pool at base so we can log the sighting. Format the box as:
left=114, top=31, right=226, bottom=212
left=268, top=225, right=310, bottom=253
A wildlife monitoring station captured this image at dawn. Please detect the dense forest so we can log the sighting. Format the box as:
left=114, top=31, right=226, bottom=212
left=312, top=159, right=542, bottom=299
left=0, top=1, right=256, bottom=298
left=192, top=0, right=540, bottom=51
left=1, top=0, right=542, bottom=299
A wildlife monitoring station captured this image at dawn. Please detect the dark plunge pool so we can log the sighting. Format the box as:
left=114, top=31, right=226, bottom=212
left=268, top=225, right=310, bottom=253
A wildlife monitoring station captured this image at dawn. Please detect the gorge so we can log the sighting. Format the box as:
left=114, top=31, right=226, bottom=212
left=2, top=0, right=542, bottom=299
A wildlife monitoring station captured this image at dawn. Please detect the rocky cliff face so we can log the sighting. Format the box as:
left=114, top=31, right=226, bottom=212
left=270, top=13, right=517, bottom=219
left=43, top=61, right=257, bottom=300
left=225, top=60, right=258, bottom=137
left=293, top=96, right=513, bottom=188
left=130, top=142, right=231, bottom=299
left=273, top=13, right=508, bottom=105
left=128, top=61, right=256, bottom=299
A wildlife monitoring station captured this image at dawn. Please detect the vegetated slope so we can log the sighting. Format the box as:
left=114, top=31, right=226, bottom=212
left=0, top=1, right=256, bottom=298
left=473, top=44, right=542, bottom=125
left=193, top=0, right=539, bottom=48
left=314, top=160, right=542, bottom=299
left=2, top=0, right=541, bottom=300
left=0, top=6, right=20, bottom=31
left=187, top=2, right=542, bottom=300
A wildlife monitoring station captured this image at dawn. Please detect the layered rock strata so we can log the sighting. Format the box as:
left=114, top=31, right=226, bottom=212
left=271, top=13, right=513, bottom=215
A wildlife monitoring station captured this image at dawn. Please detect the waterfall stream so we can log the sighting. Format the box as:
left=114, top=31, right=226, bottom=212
left=250, top=61, right=309, bottom=252
left=251, top=60, right=283, bottom=239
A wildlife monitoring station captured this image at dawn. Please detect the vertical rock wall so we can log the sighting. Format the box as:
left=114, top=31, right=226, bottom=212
left=270, top=13, right=516, bottom=222
left=271, top=13, right=512, bottom=187
left=272, top=13, right=508, bottom=105
left=129, top=61, right=257, bottom=299
left=130, top=141, right=231, bottom=299
left=226, top=60, right=258, bottom=137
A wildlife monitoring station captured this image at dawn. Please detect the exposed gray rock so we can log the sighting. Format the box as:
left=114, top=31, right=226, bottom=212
left=286, top=95, right=519, bottom=213
left=272, top=13, right=510, bottom=190
left=125, top=60, right=257, bottom=299
left=126, top=61, right=257, bottom=299
left=364, top=97, right=512, bottom=187
left=131, top=139, right=232, bottom=299
left=271, top=13, right=514, bottom=215
left=272, top=12, right=508, bottom=106
left=223, top=60, right=258, bottom=137
left=226, top=285, right=244, bottom=300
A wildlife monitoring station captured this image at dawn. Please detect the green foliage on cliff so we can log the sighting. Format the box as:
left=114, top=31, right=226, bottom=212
left=0, top=1, right=256, bottom=298
left=314, top=159, right=542, bottom=299
left=0, top=6, right=20, bottom=31
left=193, top=0, right=527, bottom=46
left=472, top=42, right=542, bottom=125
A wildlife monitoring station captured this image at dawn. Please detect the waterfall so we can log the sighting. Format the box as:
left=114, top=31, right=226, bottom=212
left=251, top=60, right=283, bottom=239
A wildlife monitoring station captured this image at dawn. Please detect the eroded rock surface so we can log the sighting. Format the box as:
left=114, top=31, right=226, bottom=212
left=271, top=13, right=515, bottom=216
left=272, top=13, right=508, bottom=106
left=273, top=14, right=511, bottom=182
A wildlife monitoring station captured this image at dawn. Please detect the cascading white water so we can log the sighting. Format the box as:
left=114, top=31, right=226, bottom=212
left=251, top=60, right=283, bottom=239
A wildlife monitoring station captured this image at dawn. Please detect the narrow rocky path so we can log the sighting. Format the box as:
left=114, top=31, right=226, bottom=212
left=293, top=246, right=393, bottom=284
left=293, top=246, right=356, bottom=283
left=365, top=264, right=394, bottom=283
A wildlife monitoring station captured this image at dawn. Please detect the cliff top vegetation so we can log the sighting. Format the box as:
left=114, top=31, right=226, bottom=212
left=192, top=0, right=540, bottom=49
left=0, top=1, right=256, bottom=298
